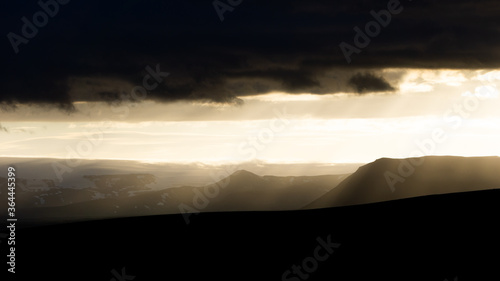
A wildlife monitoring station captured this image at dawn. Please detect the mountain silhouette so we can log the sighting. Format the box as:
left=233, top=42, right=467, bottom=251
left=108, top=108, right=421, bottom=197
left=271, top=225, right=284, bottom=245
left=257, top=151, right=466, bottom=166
left=306, top=156, right=500, bottom=209
left=17, top=170, right=347, bottom=224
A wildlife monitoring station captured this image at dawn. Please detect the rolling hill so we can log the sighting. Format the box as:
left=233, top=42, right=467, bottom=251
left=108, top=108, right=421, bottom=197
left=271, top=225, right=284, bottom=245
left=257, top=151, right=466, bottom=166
left=306, top=156, right=500, bottom=209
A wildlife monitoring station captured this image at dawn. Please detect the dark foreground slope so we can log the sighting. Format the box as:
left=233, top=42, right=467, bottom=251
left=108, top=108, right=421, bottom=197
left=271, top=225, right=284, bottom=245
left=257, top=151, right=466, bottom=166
left=2, top=189, right=499, bottom=281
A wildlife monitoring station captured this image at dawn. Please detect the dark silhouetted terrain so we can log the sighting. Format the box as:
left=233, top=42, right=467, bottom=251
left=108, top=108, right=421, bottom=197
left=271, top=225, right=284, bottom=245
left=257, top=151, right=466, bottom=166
left=1, top=156, right=500, bottom=280
left=3, top=189, right=499, bottom=281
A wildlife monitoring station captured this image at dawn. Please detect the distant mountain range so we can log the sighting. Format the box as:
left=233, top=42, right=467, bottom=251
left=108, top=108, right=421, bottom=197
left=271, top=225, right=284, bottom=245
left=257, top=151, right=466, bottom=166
left=0, top=173, right=157, bottom=208
left=3, top=156, right=500, bottom=225
left=9, top=170, right=347, bottom=223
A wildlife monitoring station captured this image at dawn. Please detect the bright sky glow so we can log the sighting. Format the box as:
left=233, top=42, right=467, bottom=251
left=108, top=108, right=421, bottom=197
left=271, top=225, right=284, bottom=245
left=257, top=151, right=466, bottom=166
left=1, top=69, right=499, bottom=164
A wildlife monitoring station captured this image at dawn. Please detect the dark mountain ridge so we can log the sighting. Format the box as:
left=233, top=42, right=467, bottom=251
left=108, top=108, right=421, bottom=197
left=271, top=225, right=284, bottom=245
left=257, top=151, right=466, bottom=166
left=307, top=156, right=500, bottom=209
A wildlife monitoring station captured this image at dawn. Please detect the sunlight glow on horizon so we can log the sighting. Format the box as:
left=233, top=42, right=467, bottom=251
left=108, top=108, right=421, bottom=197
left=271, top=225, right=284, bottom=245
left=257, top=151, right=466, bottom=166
left=1, top=68, right=499, bottom=164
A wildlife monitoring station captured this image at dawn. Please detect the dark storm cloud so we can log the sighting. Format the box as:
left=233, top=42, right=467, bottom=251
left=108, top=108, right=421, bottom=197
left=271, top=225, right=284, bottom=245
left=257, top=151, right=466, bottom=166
left=1, top=0, right=499, bottom=108
left=348, top=72, right=395, bottom=93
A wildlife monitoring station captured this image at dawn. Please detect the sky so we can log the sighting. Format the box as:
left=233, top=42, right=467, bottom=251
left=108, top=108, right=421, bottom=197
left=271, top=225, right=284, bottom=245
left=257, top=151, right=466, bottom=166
left=1, top=0, right=500, bottom=166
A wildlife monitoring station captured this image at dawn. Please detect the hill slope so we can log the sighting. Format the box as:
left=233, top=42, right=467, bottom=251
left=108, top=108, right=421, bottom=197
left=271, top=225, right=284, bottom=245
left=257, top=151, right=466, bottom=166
left=306, top=156, right=500, bottom=209
left=7, top=189, right=500, bottom=281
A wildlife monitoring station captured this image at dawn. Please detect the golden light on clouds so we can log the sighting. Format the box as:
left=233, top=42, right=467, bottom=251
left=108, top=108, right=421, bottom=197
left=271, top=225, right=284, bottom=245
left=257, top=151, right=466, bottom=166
left=1, top=68, right=499, bottom=164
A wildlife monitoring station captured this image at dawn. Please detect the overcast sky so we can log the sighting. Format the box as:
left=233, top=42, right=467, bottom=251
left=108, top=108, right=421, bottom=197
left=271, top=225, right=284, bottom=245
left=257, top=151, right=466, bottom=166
left=1, top=0, right=499, bottom=165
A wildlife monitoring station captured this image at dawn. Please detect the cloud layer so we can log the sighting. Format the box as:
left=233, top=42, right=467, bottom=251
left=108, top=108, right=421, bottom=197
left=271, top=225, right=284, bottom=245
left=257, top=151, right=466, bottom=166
left=1, top=0, right=499, bottom=109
